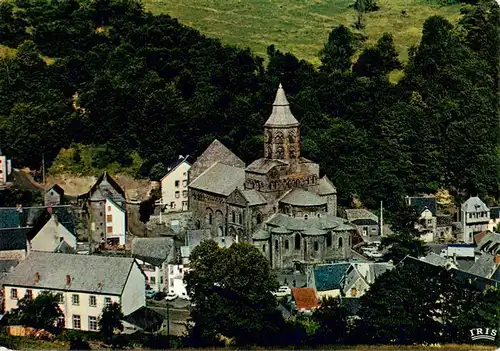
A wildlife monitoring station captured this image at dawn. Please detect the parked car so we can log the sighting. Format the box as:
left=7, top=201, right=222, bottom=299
left=370, top=252, right=383, bottom=259
left=273, top=286, right=291, bottom=297
left=179, top=292, right=191, bottom=301
left=165, top=292, right=178, bottom=301
left=146, top=290, right=156, bottom=299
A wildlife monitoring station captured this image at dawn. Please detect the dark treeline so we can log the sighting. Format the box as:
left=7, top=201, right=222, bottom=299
left=0, top=0, right=498, bottom=212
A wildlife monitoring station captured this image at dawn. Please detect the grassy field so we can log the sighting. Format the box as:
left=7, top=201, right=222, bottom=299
left=143, top=0, right=463, bottom=64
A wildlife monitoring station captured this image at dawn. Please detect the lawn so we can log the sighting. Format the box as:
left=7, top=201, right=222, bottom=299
left=143, top=0, right=463, bottom=64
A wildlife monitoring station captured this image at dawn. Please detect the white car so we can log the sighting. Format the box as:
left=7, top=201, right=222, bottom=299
left=370, top=252, right=383, bottom=259
left=180, top=292, right=191, bottom=301
left=165, top=292, right=178, bottom=301
left=273, top=286, right=291, bottom=297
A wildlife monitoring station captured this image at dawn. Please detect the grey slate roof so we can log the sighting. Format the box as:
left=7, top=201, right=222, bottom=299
left=476, top=232, right=500, bottom=255
left=253, top=229, right=270, bottom=240
left=302, top=227, right=327, bottom=236
left=468, top=253, right=497, bottom=279
left=461, top=196, right=489, bottom=213
left=161, top=156, right=191, bottom=182
left=266, top=213, right=354, bottom=233
left=264, top=84, right=299, bottom=128
left=407, top=196, right=437, bottom=216
left=189, top=162, right=245, bottom=196
left=271, top=227, right=292, bottom=234
left=318, top=176, right=337, bottom=195
left=240, top=189, right=267, bottom=206
left=345, top=209, right=378, bottom=223
left=122, top=306, right=164, bottom=331
left=0, top=228, right=28, bottom=251
left=132, top=237, right=174, bottom=267
left=421, top=253, right=449, bottom=267
left=245, top=158, right=287, bottom=174
left=351, top=218, right=378, bottom=226
left=0, top=260, right=18, bottom=273
left=367, top=263, right=394, bottom=283
left=1, top=252, right=138, bottom=295
left=280, top=188, right=326, bottom=207
left=54, top=240, right=77, bottom=254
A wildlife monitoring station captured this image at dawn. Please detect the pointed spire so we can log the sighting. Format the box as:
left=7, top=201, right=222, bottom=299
left=265, top=83, right=299, bottom=127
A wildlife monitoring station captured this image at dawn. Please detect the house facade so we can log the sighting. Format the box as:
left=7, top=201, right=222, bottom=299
left=0, top=153, right=12, bottom=187
left=344, top=209, right=379, bottom=239
left=406, top=196, right=437, bottom=243
left=30, top=215, right=77, bottom=252
left=132, top=237, right=174, bottom=292
left=188, top=84, right=349, bottom=269
left=2, top=252, right=146, bottom=331
left=160, top=156, right=191, bottom=212
left=167, top=264, right=189, bottom=299
left=460, top=197, right=490, bottom=243
left=45, top=185, right=65, bottom=206
left=104, top=198, right=126, bottom=246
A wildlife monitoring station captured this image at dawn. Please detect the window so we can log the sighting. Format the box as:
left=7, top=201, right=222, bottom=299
left=105, top=297, right=111, bottom=307
left=304, top=214, right=308, bottom=220
left=170, top=202, right=175, bottom=209
left=72, top=294, right=79, bottom=306
left=351, top=288, right=357, bottom=296
left=57, top=316, right=65, bottom=328
left=170, top=279, right=174, bottom=287
left=182, top=190, right=188, bottom=198
left=10, top=288, right=17, bottom=300
left=338, top=237, right=343, bottom=248
left=170, top=266, right=174, bottom=274
left=57, top=293, right=64, bottom=304
left=175, top=191, right=180, bottom=198
left=238, top=213, right=242, bottom=224
left=160, top=276, right=164, bottom=284
left=232, top=211, right=236, bottom=223
left=107, top=206, right=111, bottom=211
left=175, top=180, right=180, bottom=187
left=182, top=180, right=187, bottom=186
left=327, top=233, right=332, bottom=247
left=256, top=213, right=262, bottom=224
left=107, top=226, right=113, bottom=233
left=314, top=242, right=319, bottom=251
left=89, top=295, right=97, bottom=307
left=107, top=215, right=112, bottom=222
left=427, top=219, right=432, bottom=224
left=275, top=239, right=279, bottom=251
left=88, top=316, right=98, bottom=331
left=72, top=315, right=81, bottom=329
left=262, top=244, right=266, bottom=252
left=295, top=234, right=301, bottom=250
left=285, top=240, right=289, bottom=250
left=26, top=289, right=33, bottom=299
left=150, top=277, right=156, bottom=284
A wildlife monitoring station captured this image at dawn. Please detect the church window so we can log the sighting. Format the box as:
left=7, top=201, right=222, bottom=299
left=338, top=237, right=343, bottom=248
left=289, top=146, right=296, bottom=158
left=256, top=213, right=262, bottom=224
left=262, top=244, right=266, bottom=252
left=238, top=213, right=242, bottom=224
left=314, top=242, right=319, bottom=251
left=288, top=132, right=295, bottom=143
left=285, top=240, right=289, bottom=250
left=267, top=146, right=272, bottom=158
left=276, top=147, right=284, bottom=159
left=267, top=131, right=273, bottom=143
left=295, top=234, right=301, bottom=250
left=275, top=132, right=284, bottom=144
left=218, top=226, right=224, bottom=236
left=304, top=214, right=308, bottom=220
left=232, top=211, right=236, bottom=223
left=275, top=239, right=279, bottom=251
left=206, top=208, right=213, bottom=225
left=327, top=233, right=332, bottom=247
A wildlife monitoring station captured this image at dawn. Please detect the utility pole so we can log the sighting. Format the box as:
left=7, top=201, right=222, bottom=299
left=42, top=153, right=46, bottom=204
left=380, top=200, right=383, bottom=237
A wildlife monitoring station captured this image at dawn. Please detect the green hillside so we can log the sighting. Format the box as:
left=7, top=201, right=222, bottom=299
left=143, top=0, right=462, bottom=64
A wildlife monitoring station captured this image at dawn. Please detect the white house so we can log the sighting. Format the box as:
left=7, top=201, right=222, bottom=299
left=2, top=252, right=146, bottom=331
left=132, top=237, right=174, bottom=292
left=105, top=198, right=126, bottom=246
left=160, top=156, right=191, bottom=212
left=0, top=152, right=12, bottom=186
left=406, top=196, right=437, bottom=243
left=460, top=196, right=490, bottom=243
left=30, top=215, right=77, bottom=252
left=167, top=264, right=189, bottom=299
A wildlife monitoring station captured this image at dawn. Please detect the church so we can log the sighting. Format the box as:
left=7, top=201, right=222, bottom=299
left=188, top=84, right=355, bottom=269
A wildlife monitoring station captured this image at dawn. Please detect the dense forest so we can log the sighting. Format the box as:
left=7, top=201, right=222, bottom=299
left=0, top=0, right=498, bottom=211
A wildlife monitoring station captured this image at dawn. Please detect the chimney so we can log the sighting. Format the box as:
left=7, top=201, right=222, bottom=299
left=35, top=272, right=40, bottom=283
left=495, top=255, right=500, bottom=265
left=52, top=214, right=59, bottom=225
left=66, top=275, right=71, bottom=286
left=97, top=282, right=103, bottom=291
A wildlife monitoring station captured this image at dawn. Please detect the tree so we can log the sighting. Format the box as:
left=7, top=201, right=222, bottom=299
left=354, top=0, right=380, bottom=12
left=319, top=25, right=361, bottom=73
left=184, top=241, right=283, bottom=346
left=312, top=297, right=350, bottom=344
left=353, top=33, right=402, bottom=77
left=6, top=292, right=62, bottom=331
left=99, top=302, right=124, bottom=344
left=381, top=203, right=428, bottom=263
left=0, top=2, right=29, bottom=47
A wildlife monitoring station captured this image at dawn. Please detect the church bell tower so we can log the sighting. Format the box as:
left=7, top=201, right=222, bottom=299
left=264, top=83, right=300, bottom=161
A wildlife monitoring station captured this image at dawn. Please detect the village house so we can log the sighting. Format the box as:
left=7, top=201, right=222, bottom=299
left=2, top=252, right=146, bottom=331
left=160, top=156, right=191, bottom=212
left=79, top=172, right=127, bottom=246
left=460, top=196, right=490, bottom=244
left=188, top=84, right=352, bottom=269
left=0, top=228, right=30, bottom=261
left=344, top=209, right=379, bottom=239
left=45, top=184, right=65, bottom=206
left=30, top=214, right=77, bottom=252
left=132, top=237, right=175, bottom=292
left=406, top=195, right=437, bottom=243
left=291, top=287, right=319, bottom=314
left=0, top=152, right=12, bottom=187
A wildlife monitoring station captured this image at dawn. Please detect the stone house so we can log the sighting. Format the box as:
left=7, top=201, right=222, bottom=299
left=132, top=237, right=175, bottom=293
left=460, top=196, right=490, bottom=244
left=3, top=252, right=146, bottom=331
left=188, top=84, right=347, bottom=269
left=160, top=156, right=191, bottom=212
left=45, top=184, right=65, bottom=206
left=344, top=209, right=379, bottom=238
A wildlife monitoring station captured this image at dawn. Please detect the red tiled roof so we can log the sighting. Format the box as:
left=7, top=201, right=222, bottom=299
left=474, top=231, right=488, bottom=245
left=291, top=288, right=319, bottom=310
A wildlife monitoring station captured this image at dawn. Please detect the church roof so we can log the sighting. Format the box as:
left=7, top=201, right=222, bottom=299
left=266, top=213, right=353, bottom=233
left=240, top=190, right=267, bottom=206
left=318, top=176, right=337, bottom=195
left=253, top=229, right=270, bottom=240
left=280, top=188, right=326, bottom=207
left=302, top=227, right=327, bottom=236
left=189, top=162, right=245, bottom=197
left=246, top=158, right=287, bottom=174
left=271, top=227, right=292, bottom=234
left=264, top=84, right=300, bottom=128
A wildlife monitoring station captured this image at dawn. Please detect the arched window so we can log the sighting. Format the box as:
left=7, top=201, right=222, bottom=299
left=295, top=234, right=301, bottom=250
left=327, top=233, right=332, bottom=247
left=275, top=239, right=279, bottom=251
left=304, top=214, right=308, bottom=220
left=256, top=213, right=263, bottom=224
left=276, top=147, right=284, bottom=159
left=348, top=236, right=351, bottom=246
left=195, top=220, right=201, bottom=229
left=285, top=240, right=289, bottom=250
left=267, top=146, right=272, bottom=158
left=267, top=131, right=273, bottom=143
left=232, top=211, right=236, bottom=223
left=338, top=237, right=343, bottom=248
left=289, top=146, right=296, bottom=158
left=262, top=244, right=266, bottom=252
left=288, top=132, right=295, bottom=143
left=218, top=226, right=224, bottom=236
left=275, top=132, right=284, bottom=144
left=314, top=242, right=319, bottom=251
left=206, top=208, right=213, bottom=225
left=238, top=213, right=242, bottom=224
